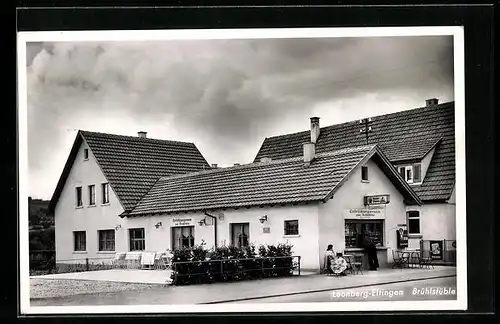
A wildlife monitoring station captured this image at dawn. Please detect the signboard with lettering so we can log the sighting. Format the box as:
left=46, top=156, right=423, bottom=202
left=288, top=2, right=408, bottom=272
left=344, top=206, right=386, bottom=219
left=397, top=225, right=408, bottom=249
left=171, top=217, right=194, bottom=226
left=364, top=194, right=390, bottom=206
left=430, top=240, right=443, bottom=260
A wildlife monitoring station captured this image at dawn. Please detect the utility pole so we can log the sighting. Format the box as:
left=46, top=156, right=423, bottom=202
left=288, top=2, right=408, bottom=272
left=359, top=118, right=372, bottom=145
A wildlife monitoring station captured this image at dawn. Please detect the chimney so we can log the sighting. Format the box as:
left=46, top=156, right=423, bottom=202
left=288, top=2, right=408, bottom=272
left=310, top=117, right=320, bottom=144
left=425, top=98, right=439, bottom=107
left=211, top=164, right=218, bottom=169
left=303, top=142, right=316, bottom=166
left=138, top=131, right=147, bottom=138
left=260, top=157, right=272, bottom=163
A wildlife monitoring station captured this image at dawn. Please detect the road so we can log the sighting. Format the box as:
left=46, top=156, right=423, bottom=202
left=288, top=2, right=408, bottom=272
left=226, top=276, right=457, bottom=303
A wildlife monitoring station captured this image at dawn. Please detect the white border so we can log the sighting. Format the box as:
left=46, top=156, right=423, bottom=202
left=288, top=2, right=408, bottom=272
left=17, top=26, right=467, bottom=315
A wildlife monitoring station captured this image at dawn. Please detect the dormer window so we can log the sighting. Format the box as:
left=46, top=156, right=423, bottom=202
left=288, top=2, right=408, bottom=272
left=83, top=149, right=89, bottom=160
left=398, top=164, right=422, bottom=184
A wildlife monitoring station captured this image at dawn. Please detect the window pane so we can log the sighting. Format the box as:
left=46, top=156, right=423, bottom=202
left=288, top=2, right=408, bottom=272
left=406, top=167, right=413, bottom=181
left=361, top=166, right=368, bottom=181
left=409, top=219, right=420, bottom=234
left=399, top=167, right=406, bottom=179
left=413, top=164, right=421, bottom=182
left=285, top=220, right=299, bottom=235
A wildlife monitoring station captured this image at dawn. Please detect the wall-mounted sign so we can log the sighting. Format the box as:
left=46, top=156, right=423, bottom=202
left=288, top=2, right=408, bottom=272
left=396, top=225, right=408, bottom=249
left=364, top=194, right=390, bottom=206
left=171, top=218, right=193, bottom=226
left=344, top=207, right=386, bottom=219
left=263, top=227, right=270, bottom=234
left=430, top=240, right=443, bottom=260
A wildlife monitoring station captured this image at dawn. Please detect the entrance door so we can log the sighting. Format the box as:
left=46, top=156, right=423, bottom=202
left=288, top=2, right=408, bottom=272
left=231, top=223, right=249, bottom=247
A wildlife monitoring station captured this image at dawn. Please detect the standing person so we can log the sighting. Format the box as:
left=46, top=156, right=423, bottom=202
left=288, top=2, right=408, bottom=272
left=323, top=244, right=335, bottom=274
left=362, top=232, right=379, bottom=270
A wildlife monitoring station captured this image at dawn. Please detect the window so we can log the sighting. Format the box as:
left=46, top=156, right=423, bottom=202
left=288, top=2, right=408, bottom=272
left=73, top=231, right=86, bottom=251
left=83, top=148, right=89, bottom=160
left=101, top=183, right=109, bottom=204
left=345, top=220, right=384, bottom=248
left=171, top=226, right=195, bottom=250
left=231, top=223, right=249, bottom=247
left=398, top=163, right=422, bottom=184
left=284, top=220, right=299, bottom=236
left=88, top=185, right=96, bottom=206
left=75, top=187, right=83, bottom=207
left=129, top=228, right=145, bottom=251
left=361, top=166, right=369, bottom=181
left=407, top=211, right=421, bottom=234
left=98, top=230, right=115, bottom=251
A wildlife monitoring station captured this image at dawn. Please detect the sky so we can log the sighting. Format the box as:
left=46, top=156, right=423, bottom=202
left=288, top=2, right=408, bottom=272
left=24, top=35, right=455, bottom=200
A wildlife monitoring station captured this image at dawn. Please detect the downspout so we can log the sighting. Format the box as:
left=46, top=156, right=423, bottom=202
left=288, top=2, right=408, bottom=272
left=204, top=212, right=217, bottom=248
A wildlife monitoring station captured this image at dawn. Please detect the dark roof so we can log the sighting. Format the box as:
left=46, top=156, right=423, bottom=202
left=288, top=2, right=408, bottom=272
left=254, top=102, right=455, bottom=201
left=48, top=131, right=211, bottom=214
left=124, top=145, right=421, bottom=216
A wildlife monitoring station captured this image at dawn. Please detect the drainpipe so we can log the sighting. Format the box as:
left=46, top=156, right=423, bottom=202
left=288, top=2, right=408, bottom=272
left=204, top=212, right=217, bottom=248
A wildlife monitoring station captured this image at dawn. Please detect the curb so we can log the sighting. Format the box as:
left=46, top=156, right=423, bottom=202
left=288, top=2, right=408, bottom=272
left=199, top=274, right=457, bottom=304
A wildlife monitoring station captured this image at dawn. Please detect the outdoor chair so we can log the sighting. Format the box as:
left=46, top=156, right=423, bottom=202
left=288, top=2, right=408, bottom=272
left=392, top=250, right=405, bottom=269
left=112, top=252, right=126, bottom=269
left=409, top=251, right=421, bottom=268
left=140, top=251, right=156, bottom=270
left=400, top=252, right=410, bottom=268
left=343, top=255, right=356, bottom=275
left=352, top=254, right=364, bottom=275
left=124, top=251, right=142, bottom=269
left=419, top=250, right=434, bottom=269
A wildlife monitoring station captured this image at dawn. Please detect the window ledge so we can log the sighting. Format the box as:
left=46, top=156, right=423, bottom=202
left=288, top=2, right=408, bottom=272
left=97, top=251, right=116, bottom=254
left=75, top=206, right=84, bottom=209
left=72, top=251, right=87, bottom=254
left=283, top=234, right=300, bottom=238
left=408, top=234, right=423, bottom=238
left=83, top=158, right=89, bottom=161
left=361, top=180, right=370, bottom=183
left=101, top=203, right=110, bottom=206
left=88, top=204, right=96, bottom=208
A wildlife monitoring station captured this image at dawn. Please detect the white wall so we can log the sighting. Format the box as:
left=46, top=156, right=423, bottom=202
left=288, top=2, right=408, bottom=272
left=54, top=139, right=126, bottom=263
left=406, top=202, right=456, bottom=249
left=126, top=204, right=321, bottom=270
left=319, top=158, right=408, bottom=265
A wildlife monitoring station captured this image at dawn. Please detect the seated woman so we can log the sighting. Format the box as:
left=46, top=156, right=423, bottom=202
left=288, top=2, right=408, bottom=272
left=323, top=245, right=348, bottom=276
left=331, top=252, right=348, bottom=276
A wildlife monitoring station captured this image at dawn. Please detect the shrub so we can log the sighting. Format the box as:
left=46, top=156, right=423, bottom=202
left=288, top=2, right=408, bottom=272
left=170, top=242, right=296, bottom=285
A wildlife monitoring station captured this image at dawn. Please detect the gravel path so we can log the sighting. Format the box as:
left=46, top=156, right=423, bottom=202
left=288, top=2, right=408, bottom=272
left=30, top=278, right=164, bottom=299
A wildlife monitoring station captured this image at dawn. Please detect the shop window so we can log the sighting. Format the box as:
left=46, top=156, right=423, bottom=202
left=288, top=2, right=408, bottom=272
left=171, top=226, right=195, bottom=250
left=73, top=231, right=86, bottom=251
left=88, top=185, right=96, bottom=206
left=398, top=163, right=422, bottom=184
left=345, top=220, right=384, bottom=248
left=407, top=211, right=421, bottom=234
left=361, top=166, right=369, bottom=181
left=284, top=220, right=299, bottom=236
left=75, top=187, right=83, bottom=207
left=98, top=229, right=115, bottom=251
left=231, top=223, right=249, bottom=247
left=129, top=228, right=145, bottom=251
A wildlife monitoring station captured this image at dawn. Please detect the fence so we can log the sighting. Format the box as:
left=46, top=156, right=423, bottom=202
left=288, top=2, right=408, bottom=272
left=171, top=255, right=301, bottom=285
left=420, top=239, right=456, bottom=265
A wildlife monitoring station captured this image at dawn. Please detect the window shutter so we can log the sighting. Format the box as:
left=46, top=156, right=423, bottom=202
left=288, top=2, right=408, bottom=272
left=413, top=164, right=422, bottom=182
left=399, top=167, right=405, bottom=179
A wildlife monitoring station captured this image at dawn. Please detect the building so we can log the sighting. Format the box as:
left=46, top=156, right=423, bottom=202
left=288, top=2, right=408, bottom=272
left=49, top=98, right=456, bottom=271
left=48, top=130, right=210, bottom=262
left=254, top=98, right=456, bottom=252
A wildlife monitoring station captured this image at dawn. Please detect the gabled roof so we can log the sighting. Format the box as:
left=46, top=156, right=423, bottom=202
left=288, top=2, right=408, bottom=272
left=48, top=131, right=211, bottom=214
left=123, top=145, right=421, bottom=217
left=254, top=101, right=455, bottom=201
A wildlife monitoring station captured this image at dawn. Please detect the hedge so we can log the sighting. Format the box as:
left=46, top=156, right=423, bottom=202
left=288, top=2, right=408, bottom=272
left=170, top=241, right=297, bottom=285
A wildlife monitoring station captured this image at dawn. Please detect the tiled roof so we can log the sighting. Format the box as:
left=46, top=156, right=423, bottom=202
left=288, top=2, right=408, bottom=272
left=254, top=102, right=455, bottom=201
left=49, top=131, right=210, bottom=214
left=125, top=145, right=421, bottom=216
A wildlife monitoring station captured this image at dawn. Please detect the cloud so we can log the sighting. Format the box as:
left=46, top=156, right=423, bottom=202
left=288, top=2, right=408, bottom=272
left=25, top=35, right=454, bottom=199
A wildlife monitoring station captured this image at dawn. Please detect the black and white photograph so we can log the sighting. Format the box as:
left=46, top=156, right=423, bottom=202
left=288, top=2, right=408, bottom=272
left=17, top=26, right=466, bottom=314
